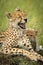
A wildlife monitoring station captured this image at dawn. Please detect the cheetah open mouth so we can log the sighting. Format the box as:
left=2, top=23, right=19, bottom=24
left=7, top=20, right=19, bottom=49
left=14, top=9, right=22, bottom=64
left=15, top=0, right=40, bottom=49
left=18, top=22, right=25, bottom=29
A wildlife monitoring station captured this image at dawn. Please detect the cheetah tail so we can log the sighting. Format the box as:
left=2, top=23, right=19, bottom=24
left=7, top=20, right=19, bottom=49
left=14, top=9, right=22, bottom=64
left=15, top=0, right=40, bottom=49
left=0, top=48, right=43, bottom=61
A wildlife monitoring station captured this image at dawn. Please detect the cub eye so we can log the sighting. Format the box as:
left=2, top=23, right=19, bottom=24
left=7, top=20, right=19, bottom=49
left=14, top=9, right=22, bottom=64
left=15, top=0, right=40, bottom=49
left=30, top=35, right=32, bottom=36
left=26, top=34, right=28, bottom=36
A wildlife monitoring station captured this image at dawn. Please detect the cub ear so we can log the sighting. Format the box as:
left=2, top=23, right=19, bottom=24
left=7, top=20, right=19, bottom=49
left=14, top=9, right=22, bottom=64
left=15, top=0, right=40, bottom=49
left=5, top=12, right=12, bottom=18
left=35, top=30, right=38, bottom=35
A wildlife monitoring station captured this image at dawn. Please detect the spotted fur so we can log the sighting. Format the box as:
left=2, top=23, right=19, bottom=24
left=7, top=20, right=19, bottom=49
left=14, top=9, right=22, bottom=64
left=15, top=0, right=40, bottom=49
left=0, top=8, right=43, bottom=61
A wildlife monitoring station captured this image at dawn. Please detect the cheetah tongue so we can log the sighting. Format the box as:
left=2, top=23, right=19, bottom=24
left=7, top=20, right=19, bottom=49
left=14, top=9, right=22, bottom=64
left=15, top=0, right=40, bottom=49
left=20, top=23, right=25, bottom=29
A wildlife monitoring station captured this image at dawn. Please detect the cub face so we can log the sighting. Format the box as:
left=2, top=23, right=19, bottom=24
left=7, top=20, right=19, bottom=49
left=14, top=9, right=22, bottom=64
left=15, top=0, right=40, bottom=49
left=24, top=29, right=38, bottom=51
left=6, top=8, right=27, bottom=29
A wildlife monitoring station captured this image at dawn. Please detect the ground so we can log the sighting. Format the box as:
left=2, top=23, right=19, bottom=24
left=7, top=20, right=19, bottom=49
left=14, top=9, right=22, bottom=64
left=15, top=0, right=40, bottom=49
left=0, top=0, right=43, bottom=65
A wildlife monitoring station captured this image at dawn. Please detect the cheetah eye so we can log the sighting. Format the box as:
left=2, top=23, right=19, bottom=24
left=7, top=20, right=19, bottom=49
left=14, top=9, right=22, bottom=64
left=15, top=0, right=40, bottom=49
left=17, top=15, right=21, bottom=18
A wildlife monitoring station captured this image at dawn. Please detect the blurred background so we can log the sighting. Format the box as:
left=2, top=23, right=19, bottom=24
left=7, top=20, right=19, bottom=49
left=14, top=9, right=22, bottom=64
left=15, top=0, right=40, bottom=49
left=0, top=0, right=43, bottom=65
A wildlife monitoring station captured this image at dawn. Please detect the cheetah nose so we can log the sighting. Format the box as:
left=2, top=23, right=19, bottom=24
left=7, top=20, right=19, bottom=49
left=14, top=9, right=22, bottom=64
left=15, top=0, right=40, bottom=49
left=24, top=19, right=27, bottom=23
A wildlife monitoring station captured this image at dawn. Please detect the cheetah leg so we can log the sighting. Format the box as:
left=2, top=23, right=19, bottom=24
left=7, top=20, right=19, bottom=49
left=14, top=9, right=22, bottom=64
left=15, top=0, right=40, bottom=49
left=0, top=48, right=43, bottom=62
left=17, top=37, right=33, bottom=51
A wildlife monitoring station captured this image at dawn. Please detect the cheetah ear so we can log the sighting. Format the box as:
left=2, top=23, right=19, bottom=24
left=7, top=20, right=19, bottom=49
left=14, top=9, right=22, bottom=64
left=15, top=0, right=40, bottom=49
left=5, top=12, right=12, bottom=18
left=15, top=8, right=21, bottom=11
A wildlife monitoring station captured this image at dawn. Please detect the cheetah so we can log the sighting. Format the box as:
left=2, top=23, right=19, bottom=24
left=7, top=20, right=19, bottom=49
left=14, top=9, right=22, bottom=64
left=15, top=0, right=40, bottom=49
left=0, top=8, right=43, bottom=61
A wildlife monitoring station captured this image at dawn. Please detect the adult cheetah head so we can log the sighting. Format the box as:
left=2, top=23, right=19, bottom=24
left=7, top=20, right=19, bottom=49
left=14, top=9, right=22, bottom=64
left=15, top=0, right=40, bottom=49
left=6, top=8, right=27, bottom=29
